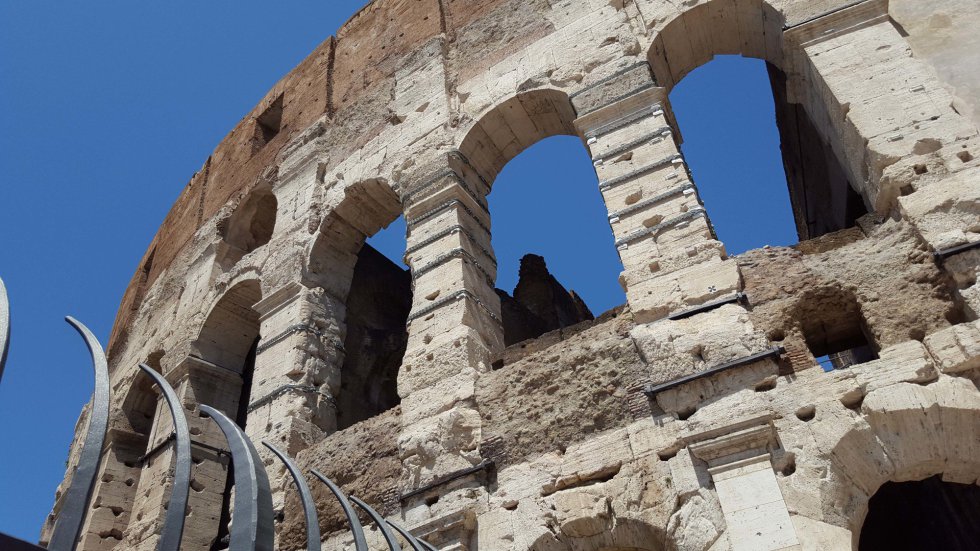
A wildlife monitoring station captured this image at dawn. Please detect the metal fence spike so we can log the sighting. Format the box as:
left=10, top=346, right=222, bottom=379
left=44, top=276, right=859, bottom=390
left=198, top=405, right=274, bottom=551
left=138, top=364, right=190, bottom=551
left=48, top=317, right=110, bottom=551
left=310, top=470, right=368, bottom=551
left=261, top=441, right=320, bottom=551
left=385, top=519, right=428, bottom=551
left=0, top=277, right=9, bottom=384
left=349, top=495, right=402, bottom=551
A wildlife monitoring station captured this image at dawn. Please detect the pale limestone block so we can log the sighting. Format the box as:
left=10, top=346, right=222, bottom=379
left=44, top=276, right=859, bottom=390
left=851, top=340, right=938, bottom=391
left=861, top=383, right=945, bottom=483
left=923, top=321, right=980, bottom=374
left=790, top=515, right=852, bottom=551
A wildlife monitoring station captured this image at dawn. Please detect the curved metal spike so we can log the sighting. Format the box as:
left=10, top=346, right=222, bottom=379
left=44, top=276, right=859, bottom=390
left=0, top=277, right=10, bottom=383
left=48, top=317, right=110, bottom=551
left=349, top=495, right=402, bottom=551
left=198, top=405, right=274, bottom=551
left=139, top=364, right=191, bottom=551
left=310, top=470, right=368, bottom=551
left=385, top=519, right=427, bottom=551
left=261, top=441, right=321, bottom=551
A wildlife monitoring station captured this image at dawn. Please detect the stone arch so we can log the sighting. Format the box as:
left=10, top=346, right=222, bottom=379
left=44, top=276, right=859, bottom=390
left=305, top=178, right=409, bottom=430
left=527, top=515, right=668, bottom=551
left=648, top=0, right=864, bottom=241
left=191, top=279, right=263, bottom=378
left=218, top=184, right=278, bottom=267
left=180, top=279, right=263, bottom=550
left=859, top=475, right=980, bottom=550
left=818, top=378, right=980, bottom=549
left=457, top=88, right=578, bottom=184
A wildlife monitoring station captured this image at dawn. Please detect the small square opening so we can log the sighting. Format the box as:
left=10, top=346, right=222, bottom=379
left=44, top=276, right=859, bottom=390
left=805, top=316, right=878, bottom=371
left=253, top=94, right=283, bottom=151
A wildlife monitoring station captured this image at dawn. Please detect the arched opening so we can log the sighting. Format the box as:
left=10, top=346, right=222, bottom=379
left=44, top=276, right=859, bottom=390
left=489, top=136, right=623, bottom=345
left=218, top=185, right=278, bottom=266
left=458, top=89, right=622, bottom=347
left=650, top=0, right=866, bottom=247
left=189, top=280, right=262, bottom=551
left=859, top=475, right=980, bottom=550
left=307, top=179, right=409, bottom=430
left=527, top=515, right=667, bottom=551
left=790, top=287, right=878, bottom=371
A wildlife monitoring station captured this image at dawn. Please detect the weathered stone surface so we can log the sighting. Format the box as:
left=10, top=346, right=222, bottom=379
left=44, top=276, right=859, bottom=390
left=46, top=0, right=980, bottom=549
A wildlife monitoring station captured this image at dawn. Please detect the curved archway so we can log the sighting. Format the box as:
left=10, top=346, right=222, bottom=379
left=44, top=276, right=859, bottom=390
left=859, top=475, right=980, bottom=550
left=527, top=515, right=668, bottom=551
left=306, top=178, right=409, bottom=430
left=185, top=279, right=263, bottom=550
left=816, top=377, right=980, bottom=549
left=649, top=0, right=863, bottom=243
left=218, top=185, right=278, bottom=267
left=458, top=88, right=578, bottom=185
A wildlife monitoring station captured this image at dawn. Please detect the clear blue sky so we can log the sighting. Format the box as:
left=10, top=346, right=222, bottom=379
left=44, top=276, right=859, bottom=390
left=0, top=2, right=794, bottom=542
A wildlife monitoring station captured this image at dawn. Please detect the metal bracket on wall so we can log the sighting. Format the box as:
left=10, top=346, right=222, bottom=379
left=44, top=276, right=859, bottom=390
left=643, top=347, right=785, bottom=397
left=400, top=459, right=494, bottom=502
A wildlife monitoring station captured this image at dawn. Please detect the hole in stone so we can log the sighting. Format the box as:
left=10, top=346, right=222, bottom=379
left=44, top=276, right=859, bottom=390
left=781, top=457, right=797, bottom=476
left=957, top=150, right=973, bottom=162
left=189, top=426, right=202, bottom=435
left=625, top=190, right=642, bottom=205
left=425, top=494, right=440, bottom=507
left=99, top=529, right=123, bottom=541
left=643, top=215, right=664, bottom=228
left=796, top=405, right=816, bottom=422
left=913, top=164, right=928, bottom=175
left=426, top=353, right=434, bottom=361
left=125, top=478, right=135, bottom=487
left=425, top=290, right=440, bottom=301
left=649, top=261, right=660, bottom=273
left=253, top=94, right=284, bottom=152
left=657, top=446, right=680, bottom=461
left=899, top=185, right=915, bottom=196
left=768, top=329, right=786, bottom=341
left=840, top=388, right=866, bottom=411
left=502, top=501, right=518, bottom=510
left=754, top=377, right=777, bottom=392
left=423, top=334, right=433, bottom=344
left=912, top=138, right=941, bottom=155
left=676, top=406, right=696, bottom=421
left=190, top=479, right=205, bottom=492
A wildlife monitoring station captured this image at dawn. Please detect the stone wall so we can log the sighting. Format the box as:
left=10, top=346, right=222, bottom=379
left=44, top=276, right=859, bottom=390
left=44, top=0, right=980, bottom=550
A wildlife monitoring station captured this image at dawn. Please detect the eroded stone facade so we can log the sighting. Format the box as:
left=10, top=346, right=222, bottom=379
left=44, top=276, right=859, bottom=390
left=45, top=0, right=980, bottom=550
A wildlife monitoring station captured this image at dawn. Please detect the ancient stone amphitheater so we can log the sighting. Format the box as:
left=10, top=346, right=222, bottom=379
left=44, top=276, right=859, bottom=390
left=43, top=0, right=980, bottom=549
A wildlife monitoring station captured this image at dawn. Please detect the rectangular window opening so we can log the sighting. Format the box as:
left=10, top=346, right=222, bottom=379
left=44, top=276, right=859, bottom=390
left=253, top=94, right=284, bottom=151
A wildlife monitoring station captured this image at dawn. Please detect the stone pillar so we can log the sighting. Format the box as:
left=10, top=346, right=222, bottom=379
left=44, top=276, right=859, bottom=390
left=785, top=0, right=980, bottom=321
left=784, top=0, right=979, bottom=218
left=247, top=283, right=339, bottom=453
left=246, top=283, right=342, bottom=517
left=575, top=84, right=740, bottom=322
left=397, top=151, right=502, bottom=515
left=686, top=418, right=801, bottom=551
left=124, top=357, right=243, bottom=551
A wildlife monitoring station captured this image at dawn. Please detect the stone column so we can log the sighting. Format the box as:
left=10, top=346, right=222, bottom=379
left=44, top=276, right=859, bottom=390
left=785, top=0, right=980, bottom=320
left=784, top=0, right=979, bottom=220
left=574, top=81, right=740, bottom=322
left=397, top=151, right=502, bottom=516
left=124, top=357, right=243, bottom=551
left=685, top=418, right=801, bottom=551
left=247, top=283, right=340, bottom=455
